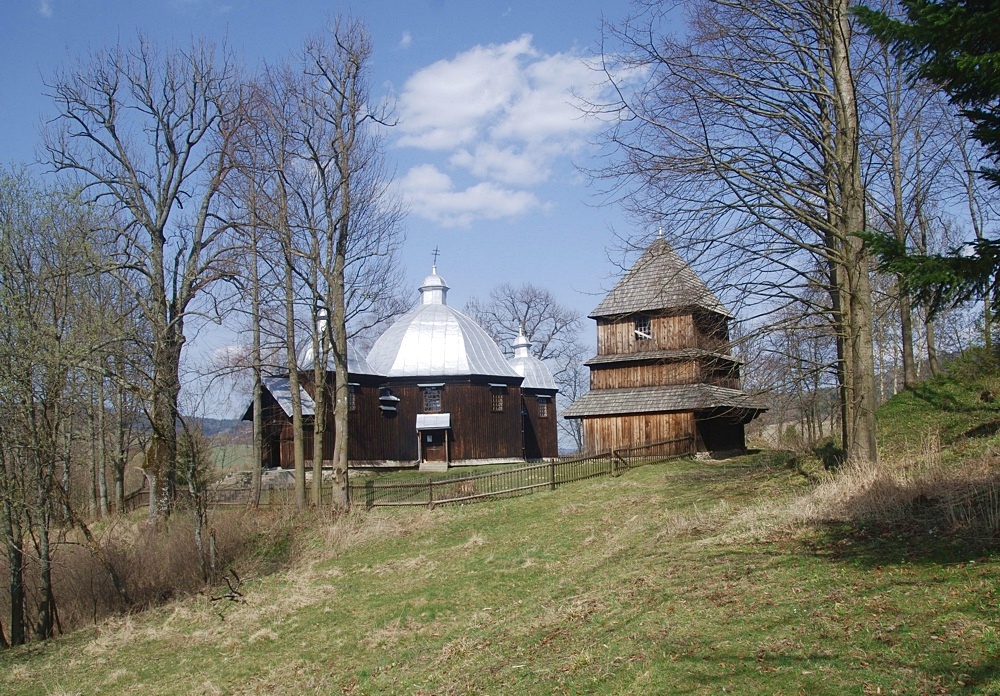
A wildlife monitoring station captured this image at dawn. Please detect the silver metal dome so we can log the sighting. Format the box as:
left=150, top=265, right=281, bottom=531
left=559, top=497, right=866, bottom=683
left=296, top=309, right=381, bottom=376
left=366, top=267, right=520, bottom=379
left=297, top=344, right=381, bottom=376
left=508, top=328, right=558, bottom=391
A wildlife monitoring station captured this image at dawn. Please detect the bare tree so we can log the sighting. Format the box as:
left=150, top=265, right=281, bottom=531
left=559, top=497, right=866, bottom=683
left=232, top=21, right=404, bottom=510
left=44, top=35, right=245, bottom=519
left=464, top=282, right=588, bottom=452
left=593, top=0, right=878, bottom=463
left=293, top=19, right=404, bottom=510
left=944, top=119, right=1000, bottom=348
left=465, top=283, right=583, bottom=362
left=0, top=167, right=124, bottom=641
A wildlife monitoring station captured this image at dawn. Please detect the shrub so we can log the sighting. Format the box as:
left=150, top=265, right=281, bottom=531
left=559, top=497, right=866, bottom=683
left=945, top=346, right=1000, bottom=384
left=0, top=507, right=304, bottom=640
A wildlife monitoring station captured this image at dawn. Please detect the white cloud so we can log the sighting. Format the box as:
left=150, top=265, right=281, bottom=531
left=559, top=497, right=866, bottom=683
left=399, top=31, right=412, bottom=50
left=449, top=143, right=552, bottom=186
left=397, top=35, right=610, bottom=226
left=400, top=164, right=543, bottom=228
left=38, top=0, right=53, bottom=17
left=397, top=34, right=535, bottom=150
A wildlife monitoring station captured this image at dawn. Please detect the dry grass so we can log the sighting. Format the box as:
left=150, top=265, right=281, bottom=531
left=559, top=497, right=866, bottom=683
left=645, top=428, right=1000, bottom=550
left=791, top=436, right=1000, bottom=538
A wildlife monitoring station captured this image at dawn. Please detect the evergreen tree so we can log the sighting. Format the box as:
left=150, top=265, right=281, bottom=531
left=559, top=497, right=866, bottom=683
left=856, top=0, right=1000, bottom=319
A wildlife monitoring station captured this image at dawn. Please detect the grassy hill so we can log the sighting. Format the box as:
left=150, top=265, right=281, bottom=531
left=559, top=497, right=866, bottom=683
left=3, top=371, right=1000, bottom=694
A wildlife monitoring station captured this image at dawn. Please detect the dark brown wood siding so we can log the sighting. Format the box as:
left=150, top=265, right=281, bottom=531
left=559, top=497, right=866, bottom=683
left=521, top=390, right=558, bottom=460
left=258, top=373, right=530, bottom=467
left=438, top=380, right=523, bottom=461
left=342, top=377, right=524, bottom=463
left=348, top=377, right=410, bottom=462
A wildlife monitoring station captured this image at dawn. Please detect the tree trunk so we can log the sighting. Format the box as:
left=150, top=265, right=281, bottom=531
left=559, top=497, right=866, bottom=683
left=884, top=46, right=918, bottom=389
left=249, top=234, right=263, bottom=510
left=329, top=179, right=351, bottom=513
left=97, top=374, right=109, bottom=517
left=88, top=398, right=99, bottom=520
left=283, top=250, right=307, bottom=511
left=114, top=377, right=127, bottom=513
left=311, top=304, right=326, bottom=507
left=148, top=323, right=184, bottom=518
left=2, top=491, right=25, bottom=646
left=33, top=507, right=55, bottom=641
left=831, top=0, right=878, bottom=463
left=926, top=315, right=940, bottom=376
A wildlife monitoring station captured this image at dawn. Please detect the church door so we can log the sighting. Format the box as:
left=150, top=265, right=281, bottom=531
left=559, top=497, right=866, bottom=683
left=421, top=429, right=448, bottom=462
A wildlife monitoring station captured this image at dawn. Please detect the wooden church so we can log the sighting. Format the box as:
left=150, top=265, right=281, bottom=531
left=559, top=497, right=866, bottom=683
left=563, top=237, right=764, bottom=456
left=246, top=265, right=560, bottom=470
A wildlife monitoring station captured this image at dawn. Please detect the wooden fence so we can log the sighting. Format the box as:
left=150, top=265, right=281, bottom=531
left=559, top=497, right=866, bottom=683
left=119, top=436, right=694, bottom=512
left=350, top=435, right=693, bottom=510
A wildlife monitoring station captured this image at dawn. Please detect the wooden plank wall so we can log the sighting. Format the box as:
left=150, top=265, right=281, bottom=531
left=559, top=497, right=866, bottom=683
left=521, top=392, right=559, bottom=459
left=693, top=310, right=730, bottom=352
left=596, top=311, right=735, bottom=357
left=347, top=379, right=524, bottom=462
left=582, top=412, right=695, bottom=454
left=444, top=382, right=523, bottom=460
left=266, top=375, right=530, bottom=466
left=596, top=314, right=696, bottom=355
left=590, top=360, right=700, bottom=389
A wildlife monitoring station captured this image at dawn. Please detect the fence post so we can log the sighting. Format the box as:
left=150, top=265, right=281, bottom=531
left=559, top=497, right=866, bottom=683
left=365, top=479, right=374, bottom=511
left=209, top=528, right=217, bottom=579
left=427, top=477, right=435, bottom=510
left=549, top=460, right=556, bottom=491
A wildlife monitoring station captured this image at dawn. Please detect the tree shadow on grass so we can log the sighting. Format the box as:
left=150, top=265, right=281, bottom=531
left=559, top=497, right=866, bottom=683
left=908, top=381, right=964, bottom=412
left=799, top=467, right=1000, bottom=567
left=964, top=419, right=1000, bottom=438
left=810, top=517, right=992, bottom=568
left=806, top=483, right=1000, bottom=568
left=906, top=380, right=1000, bottom=419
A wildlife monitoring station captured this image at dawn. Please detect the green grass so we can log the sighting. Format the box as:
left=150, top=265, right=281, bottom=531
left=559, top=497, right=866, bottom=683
left=4, top=376, right=1000, bottom=694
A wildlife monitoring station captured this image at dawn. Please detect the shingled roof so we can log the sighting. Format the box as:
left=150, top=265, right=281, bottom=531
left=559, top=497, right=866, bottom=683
left=589, top=238, right=731, bottom=319
left=562, top=384, right=766, bottom=418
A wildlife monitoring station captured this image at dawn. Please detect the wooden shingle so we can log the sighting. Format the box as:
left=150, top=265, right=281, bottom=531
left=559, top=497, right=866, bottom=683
left=589, top=238, right=731, bottom=319
left=562, top=384, right=765, bottom=418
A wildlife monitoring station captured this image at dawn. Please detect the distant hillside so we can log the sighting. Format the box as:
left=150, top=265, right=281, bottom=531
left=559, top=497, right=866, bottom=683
left=181, top=415, right=249, bottom=439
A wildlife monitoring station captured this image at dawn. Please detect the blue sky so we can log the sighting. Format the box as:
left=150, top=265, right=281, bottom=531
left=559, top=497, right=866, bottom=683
left=2, top=0, right=653, bottom=415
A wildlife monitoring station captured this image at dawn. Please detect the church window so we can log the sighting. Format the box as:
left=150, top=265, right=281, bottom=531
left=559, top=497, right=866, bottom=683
left=423, top=387, right=442, bottom=412
left=538, top=397, right=549, bottom=418
left=634, top=315, right=652, bottom=341
left=489, top=384, right=507, bottom=413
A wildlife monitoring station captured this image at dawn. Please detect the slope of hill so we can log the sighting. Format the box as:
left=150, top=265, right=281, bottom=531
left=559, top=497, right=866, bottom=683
left=3, top=373, right=1000, bottom=694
